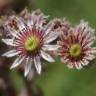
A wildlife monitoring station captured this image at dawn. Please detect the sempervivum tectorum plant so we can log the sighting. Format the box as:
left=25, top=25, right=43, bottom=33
left=58, top=20, right=96, bottom=69
left=2, top=11, right=59, bottom=78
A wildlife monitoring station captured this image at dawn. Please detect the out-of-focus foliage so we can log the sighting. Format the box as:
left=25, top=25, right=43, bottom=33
left=30, top=0, right=96, bottom=96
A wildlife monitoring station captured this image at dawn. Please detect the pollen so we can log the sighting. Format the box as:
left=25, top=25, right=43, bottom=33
left=24, top=36, right=40, bottom=52
left=69, top=44, right=81, bottom=57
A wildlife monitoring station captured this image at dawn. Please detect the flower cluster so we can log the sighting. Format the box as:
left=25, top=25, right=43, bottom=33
left=1, top=9, right=96, bottom=79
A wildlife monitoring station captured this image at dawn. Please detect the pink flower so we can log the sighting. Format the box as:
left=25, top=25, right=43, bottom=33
left=58, top=20, right=96, bottom=69
left=2, top=11, right=59, bottom=78
left=52, top=18, right=71, bottom=35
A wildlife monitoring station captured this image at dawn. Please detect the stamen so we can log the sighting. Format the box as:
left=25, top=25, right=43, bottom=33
left=24, top=36, right=39, bottom=52
left=69, top=44, right=81, bottom=57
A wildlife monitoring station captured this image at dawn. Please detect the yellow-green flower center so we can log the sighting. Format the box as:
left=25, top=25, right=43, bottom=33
left=69, top=44, right=81, bottom=57
left=24, top=36, right=39, bottom=52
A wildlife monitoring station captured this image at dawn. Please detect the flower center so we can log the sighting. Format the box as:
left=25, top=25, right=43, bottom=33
left=24, top=36, right=39, bottom=52
left=69, top=44, right=81, bottom=57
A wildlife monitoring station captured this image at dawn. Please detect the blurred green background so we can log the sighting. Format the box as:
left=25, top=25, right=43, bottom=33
left=30, top=0, right=96, bottom=96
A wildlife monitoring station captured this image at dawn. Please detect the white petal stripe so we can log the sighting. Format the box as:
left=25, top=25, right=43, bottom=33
left=10, top=56, right=25, bottom=69
left=24, top=58, right=32, bottom=77
left=15, top=17, right=26, bottom=31
left=2, top=39, right=14, bottom=46
left=42, top=45, right=60, bottom=51
left=2, top=50, right=19, bottom=57
left=44, top=22, right=54, bottom=36
left=34, top=56, right=41, bottom=74
left=7, top=26, right=18, bottom=38
left=67, top=62, right=73, bottom=69
left=45, top=32, right=58, bottom=44
left=40, top=50, right=55, bottom=62
left=27, top=16, right=34, bottom=29
left=75, top=62, right=82, bottom=69
left=82, top=59, right=89, bottom=66
left=84, top=55, right=95, bottom=60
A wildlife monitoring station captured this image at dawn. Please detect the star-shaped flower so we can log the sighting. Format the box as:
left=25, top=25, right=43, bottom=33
left=58, top=20, right=96, bottom=69
left=2, top=11, right=59, bottom=78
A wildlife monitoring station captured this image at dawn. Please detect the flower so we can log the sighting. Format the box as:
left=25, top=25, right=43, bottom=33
left=2, top=11, right=59, bottom=78
left=58, top=20, right=96, bottom=69
left=4, top=9, right=48, bottom=37
left=3, top=15, right=26, bottom=37
left=52, top=18, right=71, bottom=35
left=31, top=9, right=49, bottom=25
